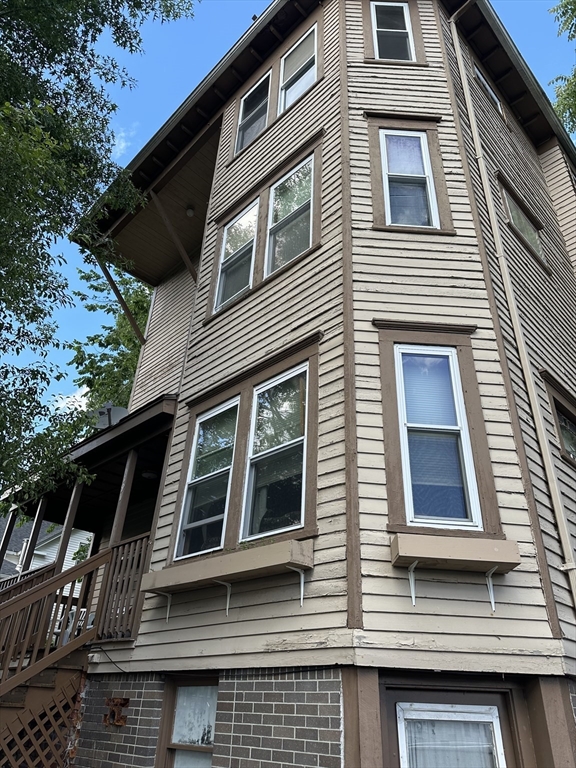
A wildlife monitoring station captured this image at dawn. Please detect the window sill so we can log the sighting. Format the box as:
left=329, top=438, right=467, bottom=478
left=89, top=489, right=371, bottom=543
left=204, top=242, right=322, bottom=326
left=372, top=224, right=457, bottom=236
left=390, top=533, right=520, bottom=573
left=226, top=76, right=324, bottom=170
left=141, top=538, right=314, bottom=594
left=363, top=58, right=429, bottom=68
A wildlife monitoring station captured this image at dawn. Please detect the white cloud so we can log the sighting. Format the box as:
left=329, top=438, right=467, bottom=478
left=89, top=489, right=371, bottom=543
left=54, top=386, right=89, bottom=412
left=112, top=123, right=139, bottom=161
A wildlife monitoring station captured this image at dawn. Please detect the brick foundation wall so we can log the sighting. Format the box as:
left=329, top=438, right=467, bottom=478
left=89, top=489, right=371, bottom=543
left=74, top=672, right=165, bottom=768
left=212, top=667, right=343, bottom=768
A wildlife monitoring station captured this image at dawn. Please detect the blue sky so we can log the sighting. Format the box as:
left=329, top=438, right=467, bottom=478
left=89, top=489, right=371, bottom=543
left=49, top=0, right=575, bottom=404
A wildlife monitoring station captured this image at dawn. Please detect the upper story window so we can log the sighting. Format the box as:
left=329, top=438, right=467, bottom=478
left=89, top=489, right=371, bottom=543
left=501, top=188, right=544, bottom=261
left=174, top=344, right=319, bottom=561
left=542, top=370, right=576, bottom=469
left=380, top=130, right=439, bottom=228
left=236, top=73, right=270, bottom=153
left=394, top=344, right=482, bottom=529
left=266, top=156, right=313, bottom=275
left=212, top=145, right=320, bottom=314
left=279, top=26, right=317, bottom=113
left=242, top=365, right=308, bottom=539
left=473, top=64, right=503, bottom=115
left=215, top=202, right=258, bottom=309
left=371, top=2, right=415, bottom=61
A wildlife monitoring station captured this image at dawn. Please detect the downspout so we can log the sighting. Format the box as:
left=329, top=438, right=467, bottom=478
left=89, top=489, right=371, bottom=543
left=449, top=8, right=576, bottom=612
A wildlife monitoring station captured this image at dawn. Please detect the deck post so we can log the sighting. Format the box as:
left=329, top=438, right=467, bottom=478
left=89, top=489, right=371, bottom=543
left=0, top=506, right=18, bottom=568
left=21, top=497, right=48, bottom=573
left=54, top=483, right=84, bottom=573
left=109, top=449, right=138, bottom=547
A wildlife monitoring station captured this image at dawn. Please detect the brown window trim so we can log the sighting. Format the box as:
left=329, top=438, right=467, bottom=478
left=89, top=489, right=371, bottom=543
left=373, top=319, right=503, bottom=538
left=166, top=334, right=320, bottom=566
left=366, top=115, right=454, bottom=233
left=227, top=11, right=325, bottom=164
left=156, top=675, right=219, bottom=768
left=379, top=672, right=537, bottom=768
left=497, top=175, right=550, bottom=274
left=541, top=369, right=576, bottom=470
left=206, top=137, right=323, bottom=321
left=363, top=0, right=427, bottom=65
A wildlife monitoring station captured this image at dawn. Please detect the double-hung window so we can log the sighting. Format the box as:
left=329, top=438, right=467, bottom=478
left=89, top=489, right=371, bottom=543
left=380, top=129, right=439, bottom=228
left=396, top=703, right=507, bottom=768
left=177, top=400, right=239, bottom=557
left=215, top=202, right=258, bottom=310
left=266, top=156, right=313, bottom=275
left=474, top=64, right=503, bottom=115
left=394, top=344, right=482, bottom=529
left=279, top=27, right=317, bottom=113
left=243, top=365, right=308, bottom=539
left=236, top=73, right=270, bottom=153
left=371, top=2, right=415, bottom=61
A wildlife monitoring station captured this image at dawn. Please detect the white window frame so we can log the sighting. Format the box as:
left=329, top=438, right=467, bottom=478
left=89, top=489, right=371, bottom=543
left=371, top=2, right=416, bottom=62
left=264, top=155, right=314, bottom=277
left=396, top=702, right=507, bottom=768
left=473, top=64, right=503, bottom=115
left=380, top=129, right=440, bottom=228
left=278, top=25, right=317, bottom=115
left=394, top=344, right=483, bottom=530
left=235, top=71, right=271, bottom=154
left=214, top=200, right=259, bottom=311
left=175, top=397, right=240, bottom=560
left=240, top=363, right=309, bottom=542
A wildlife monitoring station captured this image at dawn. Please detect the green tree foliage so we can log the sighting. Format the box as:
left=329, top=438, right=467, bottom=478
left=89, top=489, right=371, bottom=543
left=69, top=268, right=153, bottom=411
left=553, top=0, right=576, bottom=133
left=0, top=0, right=193, bottom=514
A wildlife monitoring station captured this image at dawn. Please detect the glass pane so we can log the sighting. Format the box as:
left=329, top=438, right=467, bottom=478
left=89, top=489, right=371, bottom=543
left=408, top=431, right=469, bottom=520
left=185, top=472, right=230, bottom=526
left=375, top=4, right=407, bottom=30
left=402, top=353, right=457, bottom=426
left=193, top=406, right=238, bottom=478
left=242, top=76, right=269, bottom=119
left=284, top=61, right=316, bottom=109
left=283, top=31, right=315, bottom=83
left=559, top=411, right=576, bottom=460
left=386, top=135, right=425, bottom=175
left=174, top=751, right=212, bottom=768
left=237, top=104, right=267, bottom=151
left=223, top=205, right=258, bottom=261
left=254, top=371, right=307, bottom=454
left=269, top=204, right=311, bottom=272
left=389, top=179, right=431, bottom=226
left=376, top=29, right=411, bottom=60
left=506, top=195, right=542, bottom=256
left=248, top=443, right=304, bottom=536
left=172, top=686, right=218, bottom=746
left=272, top=161, right=312, bottom=225
left=217, top=245, right=252, bottom=306
left=182, top=517, right=224, bottom=556
left=405, top=718, right=497, bottom=768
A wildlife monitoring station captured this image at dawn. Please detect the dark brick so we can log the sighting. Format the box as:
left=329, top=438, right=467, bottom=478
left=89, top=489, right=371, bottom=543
left=319, top=756, right=342, bottom=768
left=275, top=703, right=295, bottom=714
left=306, top=739, right=331, bottom=755
left=281, top=738, right=306, bottom=752
left=250, top=748, right=272, bottom=761
left=259, top=736, right=282, bottom=750
left=318, top=704, right=341, bottom=716
left=294, top=751, right=319, bottom=766
left=318, top=729, right=341, bottom=742
left=251, top=725, right=273, bottom=736
left=318, top=681, right=341, bottom=692
left=330, top=741, right=342, bottom=756
left=240, top=735, right=261, bottom=748
left=262, top=692, right=284, bottom=702
left=273, top=726, right=294, bottom=738
left=306, top=716, right=330, bottom=728
left=272, top=751, right=295, bottom=763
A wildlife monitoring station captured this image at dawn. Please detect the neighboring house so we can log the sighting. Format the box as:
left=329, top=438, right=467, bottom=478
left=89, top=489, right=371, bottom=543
left=1, top=0, right=575, bottom=766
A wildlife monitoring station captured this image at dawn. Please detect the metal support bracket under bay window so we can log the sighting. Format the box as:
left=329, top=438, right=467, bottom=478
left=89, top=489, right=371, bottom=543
left=213, top=579, right=232, bottom=616
left=287, top=565, right=306, bottom=607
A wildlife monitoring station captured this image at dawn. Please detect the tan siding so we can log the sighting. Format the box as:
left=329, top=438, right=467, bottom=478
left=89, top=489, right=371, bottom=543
left=129, top=269, right=195, bottom=411
left=540, top=143, right=576, bottom=272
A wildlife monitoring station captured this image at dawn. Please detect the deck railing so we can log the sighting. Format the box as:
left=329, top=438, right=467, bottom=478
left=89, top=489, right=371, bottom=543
left=0, top=533, right=150, bottom=696
left=0, top=563, right=57, bottom=605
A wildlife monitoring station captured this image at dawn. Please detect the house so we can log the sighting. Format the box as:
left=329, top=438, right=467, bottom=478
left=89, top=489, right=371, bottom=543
left=1, top=0, right=575, bottom=765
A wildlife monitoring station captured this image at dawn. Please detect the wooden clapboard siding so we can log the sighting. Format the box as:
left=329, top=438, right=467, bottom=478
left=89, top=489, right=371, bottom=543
left=129, top=269, right=196, bottom=411
left=540, top=143, right=576, bottom=272
left=344, top=0, right=558, bottom=673
left=440, top=9, right=576, bottom=668
left=98, top=0, right=351, bottom=672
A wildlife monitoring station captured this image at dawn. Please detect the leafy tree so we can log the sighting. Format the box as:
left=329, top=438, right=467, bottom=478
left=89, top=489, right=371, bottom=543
left=69, top=268, right=153, bottom=411
left=0, top=0, right=194, bottom=515
left=553, top=0, right=576, bottom=132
